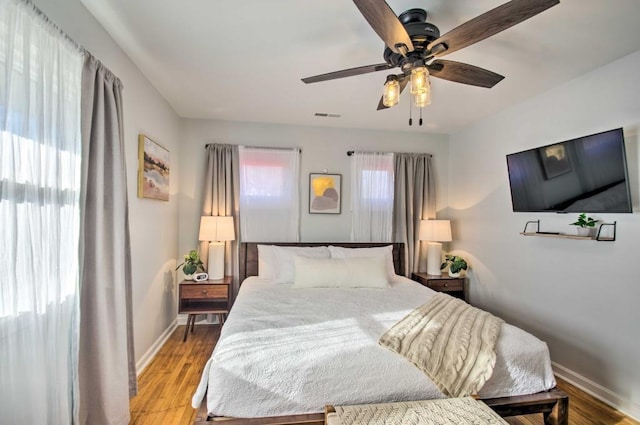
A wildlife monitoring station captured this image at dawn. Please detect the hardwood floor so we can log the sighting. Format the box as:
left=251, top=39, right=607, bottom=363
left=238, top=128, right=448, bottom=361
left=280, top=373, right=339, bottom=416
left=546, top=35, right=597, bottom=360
left=130, top=325, right=639, bottom=425
left=130, top=325, right=221, bottom=425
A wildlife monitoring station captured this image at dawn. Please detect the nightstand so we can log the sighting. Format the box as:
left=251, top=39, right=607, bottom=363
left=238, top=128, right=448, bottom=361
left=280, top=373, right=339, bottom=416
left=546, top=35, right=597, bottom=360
left=411, top=272, right=467, bottom=302
left=179, top=276, right=231, bottom=342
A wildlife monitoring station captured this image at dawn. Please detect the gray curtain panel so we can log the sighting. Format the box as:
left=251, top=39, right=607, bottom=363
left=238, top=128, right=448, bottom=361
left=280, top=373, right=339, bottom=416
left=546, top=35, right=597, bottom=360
left=393, top=153, right=435, bottom=276
left=78, top=55, right=136, bottom=425
left=202, top=143, right=240, bottom=302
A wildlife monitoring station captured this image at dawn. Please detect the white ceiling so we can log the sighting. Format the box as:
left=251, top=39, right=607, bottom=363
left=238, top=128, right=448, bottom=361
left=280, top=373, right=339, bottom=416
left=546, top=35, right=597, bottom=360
left=81, top=0, right=640, bottom=134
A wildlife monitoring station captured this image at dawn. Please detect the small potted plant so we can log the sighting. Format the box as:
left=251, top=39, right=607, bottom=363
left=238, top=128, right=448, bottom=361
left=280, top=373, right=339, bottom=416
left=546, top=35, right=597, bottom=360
left=440, top=255, right=468, bottom=278
left=570, top=213, right=598, bottom=237
left=176, top=250, right=204, bottom=279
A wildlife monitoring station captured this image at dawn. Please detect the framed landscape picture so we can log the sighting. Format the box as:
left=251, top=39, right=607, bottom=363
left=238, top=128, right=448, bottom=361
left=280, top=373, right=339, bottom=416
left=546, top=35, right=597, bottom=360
left=309, top=173, right=341, bottom=214
left=138, top=134, right=170, bottom=201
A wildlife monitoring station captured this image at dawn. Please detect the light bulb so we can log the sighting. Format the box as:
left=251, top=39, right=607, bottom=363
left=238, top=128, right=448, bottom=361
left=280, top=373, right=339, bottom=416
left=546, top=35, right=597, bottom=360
left=414, top=88, right=431, bottom=107
left=383, top=76, right=400, bottom=108
left=414, top=76, right=431, bottom=107
left=410, top=67, right=429, bottom=95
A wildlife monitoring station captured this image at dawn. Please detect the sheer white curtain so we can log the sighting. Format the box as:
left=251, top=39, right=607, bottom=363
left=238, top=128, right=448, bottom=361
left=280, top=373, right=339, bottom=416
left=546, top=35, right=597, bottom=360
left=351, top=152, right=395, bottom=241
left=0, top=0, right=83, bottom=423
left=239, top=146, right=300, bottom=242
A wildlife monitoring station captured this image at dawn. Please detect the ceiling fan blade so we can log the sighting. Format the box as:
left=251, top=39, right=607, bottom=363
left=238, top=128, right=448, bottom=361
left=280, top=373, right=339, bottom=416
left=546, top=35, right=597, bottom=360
left=427, top=0, right=559, bottom=57
left=377, top=75, right=409, bottom=110
left=428, top=60, right=504, bottom=88
left=353, top=0, right=414, bottom=55
left=302, top=63, right=394, bottom=84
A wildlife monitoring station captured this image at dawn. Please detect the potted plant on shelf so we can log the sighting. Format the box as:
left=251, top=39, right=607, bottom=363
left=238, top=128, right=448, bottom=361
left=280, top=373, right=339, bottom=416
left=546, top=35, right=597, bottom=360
left=570, top=213, right=598, bottom=237
left=176, top=250, right=204, bottom=280
left=440, top=255, right=468, bottom=278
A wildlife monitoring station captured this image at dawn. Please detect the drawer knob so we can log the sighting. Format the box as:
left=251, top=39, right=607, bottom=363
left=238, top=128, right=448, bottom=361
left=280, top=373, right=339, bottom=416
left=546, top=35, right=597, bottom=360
left=202, top=289, right=208, bottom=294
left=444, top=283, right=448, bottom=287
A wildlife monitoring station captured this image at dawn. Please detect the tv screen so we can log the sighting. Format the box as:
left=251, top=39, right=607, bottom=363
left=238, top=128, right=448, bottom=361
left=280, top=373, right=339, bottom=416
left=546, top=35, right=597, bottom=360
left=506, top=128, right=632, bottom=213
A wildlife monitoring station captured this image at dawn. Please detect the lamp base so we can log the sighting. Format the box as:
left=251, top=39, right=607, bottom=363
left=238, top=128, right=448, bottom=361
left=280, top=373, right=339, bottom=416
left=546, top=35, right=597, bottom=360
left=207, top=242, right=225, bottom=280
left=426, top=242, right=443, bottom=275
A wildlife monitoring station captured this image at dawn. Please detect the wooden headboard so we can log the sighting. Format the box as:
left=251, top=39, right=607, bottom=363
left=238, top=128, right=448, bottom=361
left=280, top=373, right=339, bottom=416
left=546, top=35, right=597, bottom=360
left=239, top=242, right=405, bottom=284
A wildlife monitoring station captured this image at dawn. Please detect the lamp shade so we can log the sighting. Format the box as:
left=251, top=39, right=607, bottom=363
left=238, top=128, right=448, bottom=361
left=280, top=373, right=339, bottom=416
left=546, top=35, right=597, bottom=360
left=199, top=216, right=235, bottom=242
left=419, top=220, right=452, bottom=242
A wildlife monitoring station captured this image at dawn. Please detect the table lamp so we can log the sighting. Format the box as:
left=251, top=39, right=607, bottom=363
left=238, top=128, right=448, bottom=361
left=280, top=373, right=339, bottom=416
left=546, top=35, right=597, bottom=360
left=199, top=216, right=235, bottom=280
left=419, top=219, right=452, bottom=275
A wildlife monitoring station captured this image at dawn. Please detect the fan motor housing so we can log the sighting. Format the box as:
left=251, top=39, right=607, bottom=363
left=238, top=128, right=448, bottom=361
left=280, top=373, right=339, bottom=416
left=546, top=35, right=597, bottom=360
left=382, top=22, right=440, bottom=67
left=383, top=11, right=440, bottom=68
left=405, top=22, right=440, bottom=49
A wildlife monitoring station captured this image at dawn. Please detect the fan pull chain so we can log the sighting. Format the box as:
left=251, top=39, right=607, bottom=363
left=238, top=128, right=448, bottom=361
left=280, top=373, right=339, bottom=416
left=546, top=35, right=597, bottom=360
left=409, top=99, right=413, bottom=126
left=419, top=107, right=423, bottom=126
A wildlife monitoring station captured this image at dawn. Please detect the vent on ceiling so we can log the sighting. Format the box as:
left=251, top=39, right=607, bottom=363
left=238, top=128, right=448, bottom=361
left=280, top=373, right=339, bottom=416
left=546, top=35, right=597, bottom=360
left=314, top=112, right=341, bottom=118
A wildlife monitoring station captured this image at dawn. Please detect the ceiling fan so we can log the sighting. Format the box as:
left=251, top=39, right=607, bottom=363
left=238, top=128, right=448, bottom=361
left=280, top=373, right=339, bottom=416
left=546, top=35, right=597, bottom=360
left=302, top=0, right=559, bottom=112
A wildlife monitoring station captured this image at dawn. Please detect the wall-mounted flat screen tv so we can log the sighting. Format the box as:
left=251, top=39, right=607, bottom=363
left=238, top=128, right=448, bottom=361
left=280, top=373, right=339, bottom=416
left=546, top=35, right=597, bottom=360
left=506, top=128, right=632, bottom=213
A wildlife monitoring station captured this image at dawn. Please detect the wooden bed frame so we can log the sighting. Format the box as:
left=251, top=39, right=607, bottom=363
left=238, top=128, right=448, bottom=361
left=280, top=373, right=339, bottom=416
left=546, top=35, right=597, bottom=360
left=194, top=242, right=568, bottom=425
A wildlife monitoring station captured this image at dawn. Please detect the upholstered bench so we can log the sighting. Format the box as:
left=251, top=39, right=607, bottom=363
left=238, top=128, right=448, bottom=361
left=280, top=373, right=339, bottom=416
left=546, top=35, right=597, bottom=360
left=325, top=397, right=509, bottom=425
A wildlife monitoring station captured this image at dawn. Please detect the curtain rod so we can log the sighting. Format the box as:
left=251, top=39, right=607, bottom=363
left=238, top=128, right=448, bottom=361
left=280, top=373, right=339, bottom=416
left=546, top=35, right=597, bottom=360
left=205, top=143, right=301, bottom=153
left=347, top=150, right=432, bottom=157
left=20, top=0, right=121, bottom=86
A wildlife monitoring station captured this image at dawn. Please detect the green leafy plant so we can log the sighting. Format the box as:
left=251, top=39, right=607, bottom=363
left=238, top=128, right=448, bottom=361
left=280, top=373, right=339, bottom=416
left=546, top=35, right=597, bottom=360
left=440, top=255, right=468, bottom=274
left=175, top=250, right=204, bottom=275
left=570, top=213, right=597, bottom=228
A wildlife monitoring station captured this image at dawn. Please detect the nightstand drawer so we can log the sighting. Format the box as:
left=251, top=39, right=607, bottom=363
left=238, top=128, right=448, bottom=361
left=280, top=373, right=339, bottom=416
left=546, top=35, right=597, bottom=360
left=426, top=279, right=463, bottom=291
left=181, top=284, right=228, bottom=299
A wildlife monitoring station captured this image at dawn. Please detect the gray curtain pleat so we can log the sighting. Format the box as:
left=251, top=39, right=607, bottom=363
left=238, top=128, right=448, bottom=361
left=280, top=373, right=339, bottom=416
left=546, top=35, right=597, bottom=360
left=78, top=55, right=136, bottom=425
left=202, top=144, right=240, bottom=303
left=392, top=153, right=435, bottom=276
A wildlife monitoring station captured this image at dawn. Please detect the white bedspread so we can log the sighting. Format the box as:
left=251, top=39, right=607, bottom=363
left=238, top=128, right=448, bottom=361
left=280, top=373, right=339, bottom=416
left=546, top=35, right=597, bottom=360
left=192, top=277, right=556, bottom=418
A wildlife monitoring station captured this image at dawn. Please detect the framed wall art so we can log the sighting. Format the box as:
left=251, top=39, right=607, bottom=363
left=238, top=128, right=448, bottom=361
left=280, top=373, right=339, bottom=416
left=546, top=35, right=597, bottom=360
left=138, top=134, right=170, bottom=201
left=309, top=173, right=341, bottom=214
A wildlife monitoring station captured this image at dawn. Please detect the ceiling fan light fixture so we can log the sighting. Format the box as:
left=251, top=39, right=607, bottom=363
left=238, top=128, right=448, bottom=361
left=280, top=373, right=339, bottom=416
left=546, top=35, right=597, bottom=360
left=410, top=66, right=429, bottom=95
left=382, top=75, right=400, bottom=108
left=414, top=85, right=431, bottom=108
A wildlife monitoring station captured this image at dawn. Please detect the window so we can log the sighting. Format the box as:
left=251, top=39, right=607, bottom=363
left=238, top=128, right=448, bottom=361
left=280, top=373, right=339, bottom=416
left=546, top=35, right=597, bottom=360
left=0, top=12, right=82, bottom=318
left=0, top=1, right=82, bottom=422
left=239, top=146, right=300, bottom=241
left=351, top=152, right=394, bottom=242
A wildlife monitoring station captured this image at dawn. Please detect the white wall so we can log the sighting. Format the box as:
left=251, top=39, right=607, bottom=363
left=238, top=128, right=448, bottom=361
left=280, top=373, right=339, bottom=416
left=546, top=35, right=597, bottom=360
left=448, top=49, right=640, bottom=418
left=34, top=0, right=183, bottom=365
left=178, top=120, right=450, bottom=262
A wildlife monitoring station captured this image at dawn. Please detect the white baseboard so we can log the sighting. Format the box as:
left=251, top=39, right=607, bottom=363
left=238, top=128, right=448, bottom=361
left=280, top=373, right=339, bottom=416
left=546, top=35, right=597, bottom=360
left=552, top=361, right=640, bottom=421
left=135, top=319, right=178, bottom=375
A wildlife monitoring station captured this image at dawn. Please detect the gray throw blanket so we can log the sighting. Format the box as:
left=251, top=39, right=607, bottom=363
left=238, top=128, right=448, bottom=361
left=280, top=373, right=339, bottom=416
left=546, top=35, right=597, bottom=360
left=379, top=293, right=504, bottom=397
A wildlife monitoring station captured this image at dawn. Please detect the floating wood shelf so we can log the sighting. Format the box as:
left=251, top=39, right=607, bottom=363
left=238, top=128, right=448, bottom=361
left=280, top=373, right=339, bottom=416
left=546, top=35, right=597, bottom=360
left=521, top=220, right=616, bottom=242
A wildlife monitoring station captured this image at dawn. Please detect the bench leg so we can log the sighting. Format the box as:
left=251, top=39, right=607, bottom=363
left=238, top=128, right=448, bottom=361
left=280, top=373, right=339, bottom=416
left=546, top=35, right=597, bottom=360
left=544, top=394, right=569, bottom=425
left=556, top=395, right=569, bottom=425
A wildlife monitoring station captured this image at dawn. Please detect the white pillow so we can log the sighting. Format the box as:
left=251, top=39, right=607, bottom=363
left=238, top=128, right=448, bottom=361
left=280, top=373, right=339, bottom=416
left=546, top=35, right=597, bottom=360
left=271, top=245, right=330, bottom=283
left=328, top=245, right=397, bottom=282
left=293, top=256, right=388, bottom=288
left=257, top=244, right=278, bottom=279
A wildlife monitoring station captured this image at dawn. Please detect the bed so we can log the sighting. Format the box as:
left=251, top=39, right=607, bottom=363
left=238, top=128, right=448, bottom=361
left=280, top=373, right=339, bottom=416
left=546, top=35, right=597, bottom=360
left=193, top=243, right=568, bottom=425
